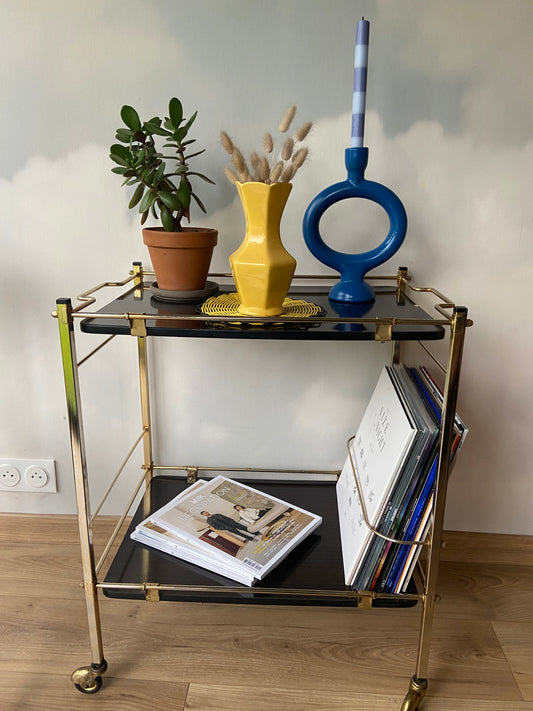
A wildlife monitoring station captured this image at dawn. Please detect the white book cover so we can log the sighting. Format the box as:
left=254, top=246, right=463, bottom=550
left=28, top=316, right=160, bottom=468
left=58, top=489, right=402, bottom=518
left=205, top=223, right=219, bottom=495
left=131, top=524, right=256, bottom=586
left=336, top=367, right=419, bottom=586
left=149, top=475, right=322, bottom=581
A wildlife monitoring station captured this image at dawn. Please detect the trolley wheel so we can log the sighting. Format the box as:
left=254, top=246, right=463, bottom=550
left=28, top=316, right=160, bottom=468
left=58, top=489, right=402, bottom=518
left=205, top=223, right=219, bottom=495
left=71, top=660, right=107, bottom=694
left=400, top=676, right=428, bottom=711
left=74, top=675, right=102, bottom=694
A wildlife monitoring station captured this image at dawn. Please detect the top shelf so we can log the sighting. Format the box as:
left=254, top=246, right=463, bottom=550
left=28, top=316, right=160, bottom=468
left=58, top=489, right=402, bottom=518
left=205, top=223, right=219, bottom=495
left=77, top=273, right=450, bottom=342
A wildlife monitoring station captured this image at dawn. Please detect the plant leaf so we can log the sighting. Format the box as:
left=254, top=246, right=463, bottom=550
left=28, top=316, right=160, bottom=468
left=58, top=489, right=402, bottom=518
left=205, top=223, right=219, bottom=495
left=111, top=166, right=127, bottom=174
left=183, top=149, right=206, bottom=160
left=133, top=148, right=146, bottom=167
left=139, top=188, right=154, bottom=214
left=129, top=183, right=145, bottom=209
left=191, top=192, right=207, bottom=213
left=188, top=171, right=215, bottom=184
left=140, top=209, right=149, bottom=225
left=110, top=153, right=130, bottom=168
left=172, top=127, right=188, bottom=143
left=160, top=177, right=178, bottom=192
left=159, top=191, right=182, bottom=211
left=143, top=121, right=172, bottom=137
left=168, top=97, right=183, bottom=129
left=142, top=167, right=156, bottom=184
left=160, top=204, right=175, bottom=231
left=177, top=180, right=191, bottom=208
left=153, top=162, right=165, bottom=185
left=110, top=143, right=131, bottom=160
left=121, top=105, right=142, bottom=132
left=182, top=111, right=197, bottom=135
left=115, top=128, right=135, bottom=143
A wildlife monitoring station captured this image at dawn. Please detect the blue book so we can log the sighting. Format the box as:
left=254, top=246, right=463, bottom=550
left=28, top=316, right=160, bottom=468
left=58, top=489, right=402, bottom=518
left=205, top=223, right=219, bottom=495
left=384, top=456, right=437, bottom=592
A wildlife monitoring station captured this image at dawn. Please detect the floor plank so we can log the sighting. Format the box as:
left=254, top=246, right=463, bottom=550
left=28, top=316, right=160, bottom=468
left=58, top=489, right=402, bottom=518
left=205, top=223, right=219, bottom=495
left=0, top=514, right=120, bottom=544
left=436, top=561, right=533, bottom=623
left=185, top=682, right=533, bottom=711
left=492, top=621, right=533, bottom=701
left=0, top=671, right=187, bottom=711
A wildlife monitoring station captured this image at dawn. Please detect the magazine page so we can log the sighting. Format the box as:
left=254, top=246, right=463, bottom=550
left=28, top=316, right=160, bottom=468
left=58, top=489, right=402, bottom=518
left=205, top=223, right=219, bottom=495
left=151, top=475, right=322, bottom=580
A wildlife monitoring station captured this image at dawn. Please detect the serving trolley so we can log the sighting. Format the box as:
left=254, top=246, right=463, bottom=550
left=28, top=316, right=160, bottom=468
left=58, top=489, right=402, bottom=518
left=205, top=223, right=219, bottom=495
left=53, top=264, right=470, bottom=710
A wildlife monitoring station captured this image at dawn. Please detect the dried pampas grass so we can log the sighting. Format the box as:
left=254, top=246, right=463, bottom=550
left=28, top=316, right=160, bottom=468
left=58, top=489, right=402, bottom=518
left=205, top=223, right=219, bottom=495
left=221, top=104, right=312, bottom=185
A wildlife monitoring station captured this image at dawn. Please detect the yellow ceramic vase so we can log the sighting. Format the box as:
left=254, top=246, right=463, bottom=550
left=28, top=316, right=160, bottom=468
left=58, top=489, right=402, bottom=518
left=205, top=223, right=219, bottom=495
left=230, top=181, right=296, bottom=316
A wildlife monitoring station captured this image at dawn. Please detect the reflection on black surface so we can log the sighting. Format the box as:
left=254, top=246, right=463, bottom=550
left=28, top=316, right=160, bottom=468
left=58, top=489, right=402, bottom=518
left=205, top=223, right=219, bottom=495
left=329, top=299, right=374, bottom=332
left=80, top=284, right=445, bottom=342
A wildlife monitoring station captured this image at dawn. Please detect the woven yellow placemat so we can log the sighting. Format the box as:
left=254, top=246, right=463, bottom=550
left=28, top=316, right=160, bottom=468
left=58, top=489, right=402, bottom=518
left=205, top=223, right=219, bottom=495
left=200, top=292, right=324, bottom=320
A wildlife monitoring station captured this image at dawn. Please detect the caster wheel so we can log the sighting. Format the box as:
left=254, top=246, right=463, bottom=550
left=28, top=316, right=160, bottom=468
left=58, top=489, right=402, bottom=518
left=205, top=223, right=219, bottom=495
left=72, top=661, right=107, bottom=694
left=74, top=675, right=102, bottom=694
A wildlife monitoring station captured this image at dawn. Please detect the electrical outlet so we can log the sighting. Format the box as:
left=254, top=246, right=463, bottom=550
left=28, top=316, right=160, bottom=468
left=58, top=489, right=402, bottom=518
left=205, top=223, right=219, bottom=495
left=0, top=459, right=56, bottom=492
left=0, top=464, right=21, bottom=487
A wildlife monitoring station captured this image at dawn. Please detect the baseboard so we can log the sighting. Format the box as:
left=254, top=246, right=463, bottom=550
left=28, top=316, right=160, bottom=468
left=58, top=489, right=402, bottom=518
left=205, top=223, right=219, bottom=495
left=440, top=530, right=533, bottom=566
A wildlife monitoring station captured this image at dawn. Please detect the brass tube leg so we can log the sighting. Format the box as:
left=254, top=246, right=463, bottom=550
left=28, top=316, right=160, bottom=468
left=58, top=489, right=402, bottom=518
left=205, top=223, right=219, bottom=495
left=138, top=333, right=153, bottom=487
left=414, top=307, right=468, bottom=686
left=137, top=331, right=155, bottom=585
left=133, top=261, right=153, bottom=489
left=57, top=299, right=106, bottom=690
left=393, top=266, right=409, bottom=365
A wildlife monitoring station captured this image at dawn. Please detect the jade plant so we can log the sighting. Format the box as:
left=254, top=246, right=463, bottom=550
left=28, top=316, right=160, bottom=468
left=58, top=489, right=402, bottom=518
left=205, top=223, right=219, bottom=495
left=110, top=97, right=214, bottom=232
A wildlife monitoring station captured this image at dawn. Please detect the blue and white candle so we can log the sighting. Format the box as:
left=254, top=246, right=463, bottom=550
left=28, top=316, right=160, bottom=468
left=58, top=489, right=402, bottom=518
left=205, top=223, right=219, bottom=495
left=351, top=18, right=370, bottom=148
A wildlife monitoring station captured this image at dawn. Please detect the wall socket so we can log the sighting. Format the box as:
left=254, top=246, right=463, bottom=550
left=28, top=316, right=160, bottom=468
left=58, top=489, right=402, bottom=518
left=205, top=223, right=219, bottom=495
left=0, top=459, right=57, bottom=493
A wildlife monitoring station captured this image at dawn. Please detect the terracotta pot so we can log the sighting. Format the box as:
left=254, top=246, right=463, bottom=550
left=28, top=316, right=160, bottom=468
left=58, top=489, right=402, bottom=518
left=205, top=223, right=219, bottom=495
left=230, top=181, right=296, bottom=316
left=142, top=227, right=218, bottom=291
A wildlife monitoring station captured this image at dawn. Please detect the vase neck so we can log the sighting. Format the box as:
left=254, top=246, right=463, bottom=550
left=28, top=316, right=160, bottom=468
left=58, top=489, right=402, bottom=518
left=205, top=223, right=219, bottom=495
left=237, top=182, right=292, bottom=235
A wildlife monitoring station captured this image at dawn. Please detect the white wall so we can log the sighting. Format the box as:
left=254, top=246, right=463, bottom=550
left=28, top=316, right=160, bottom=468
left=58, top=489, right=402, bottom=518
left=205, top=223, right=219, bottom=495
left=1, top=0, right=532, bottom=534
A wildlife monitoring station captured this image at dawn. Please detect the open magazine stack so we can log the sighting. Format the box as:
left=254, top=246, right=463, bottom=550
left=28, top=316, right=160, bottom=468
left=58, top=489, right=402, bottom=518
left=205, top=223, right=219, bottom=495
left=131, top=475, right=322, bottom=586
left=336, top=364, right=467, bottom=594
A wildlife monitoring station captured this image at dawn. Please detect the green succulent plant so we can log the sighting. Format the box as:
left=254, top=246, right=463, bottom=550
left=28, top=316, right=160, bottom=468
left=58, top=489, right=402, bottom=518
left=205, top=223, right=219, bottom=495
left=110, top=98, right=214, bottom=232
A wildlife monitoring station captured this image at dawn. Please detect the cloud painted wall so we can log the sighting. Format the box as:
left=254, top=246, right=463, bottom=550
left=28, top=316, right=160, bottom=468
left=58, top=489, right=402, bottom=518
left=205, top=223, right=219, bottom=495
left=1, top=0, right=532, bottom=534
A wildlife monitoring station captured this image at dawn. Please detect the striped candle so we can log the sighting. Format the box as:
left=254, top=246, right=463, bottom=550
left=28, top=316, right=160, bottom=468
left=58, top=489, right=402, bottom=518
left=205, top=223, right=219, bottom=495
left=351, top=18, right=370, bottom=148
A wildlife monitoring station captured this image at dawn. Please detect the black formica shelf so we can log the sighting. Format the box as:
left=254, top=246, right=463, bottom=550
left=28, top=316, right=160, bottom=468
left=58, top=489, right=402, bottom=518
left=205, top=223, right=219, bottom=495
left=81, top=283, right=446, bottom=341
left=103, top=476, right=417, bottom=607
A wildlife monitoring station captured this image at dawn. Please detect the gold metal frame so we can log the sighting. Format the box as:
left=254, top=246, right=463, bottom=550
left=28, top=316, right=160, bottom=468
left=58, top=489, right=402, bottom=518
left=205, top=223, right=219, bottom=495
left=54, top=264, right=470, bottom=707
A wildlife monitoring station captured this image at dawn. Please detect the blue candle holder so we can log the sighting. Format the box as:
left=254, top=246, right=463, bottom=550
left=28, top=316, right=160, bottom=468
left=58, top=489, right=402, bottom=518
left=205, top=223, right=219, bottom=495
left=302, top=147, right=407, bottom=303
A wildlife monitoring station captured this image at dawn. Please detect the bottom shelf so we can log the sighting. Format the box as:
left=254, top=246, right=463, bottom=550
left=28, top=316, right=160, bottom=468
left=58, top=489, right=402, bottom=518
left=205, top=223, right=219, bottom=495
left=103, top=476, right=418, bottom=607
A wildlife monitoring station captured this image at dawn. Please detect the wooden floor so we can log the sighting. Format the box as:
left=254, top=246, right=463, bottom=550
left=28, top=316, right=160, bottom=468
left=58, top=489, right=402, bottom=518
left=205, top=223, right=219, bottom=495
left=2, top=515, right=533, bottom=710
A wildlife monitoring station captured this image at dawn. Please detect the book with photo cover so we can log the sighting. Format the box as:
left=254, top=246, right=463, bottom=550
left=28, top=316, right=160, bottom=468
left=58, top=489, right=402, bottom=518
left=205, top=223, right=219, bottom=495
left=131, top=475, right=322, bottom=586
